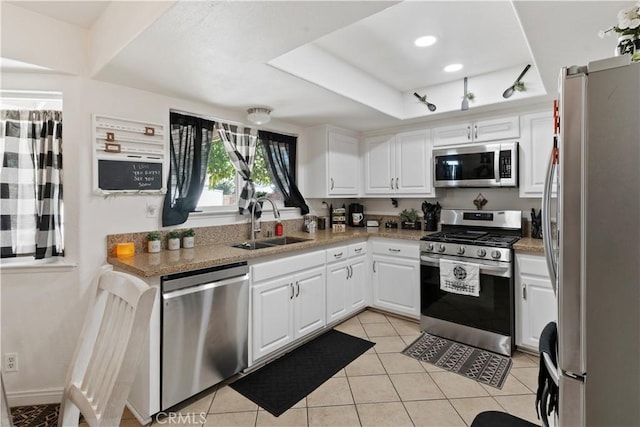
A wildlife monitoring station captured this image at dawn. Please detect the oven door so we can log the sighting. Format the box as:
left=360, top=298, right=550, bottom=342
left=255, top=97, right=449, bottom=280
left=420, top=253, right=514, bottom=337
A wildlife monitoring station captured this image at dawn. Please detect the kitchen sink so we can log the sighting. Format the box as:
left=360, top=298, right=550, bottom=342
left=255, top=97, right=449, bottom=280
left=231, top=236, right=312, bottom=250
left=261, top=236, right=312, bottom=245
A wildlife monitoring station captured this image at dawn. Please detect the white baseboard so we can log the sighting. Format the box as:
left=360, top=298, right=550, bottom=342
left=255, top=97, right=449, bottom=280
left=6, top=387, right=62, bottom=407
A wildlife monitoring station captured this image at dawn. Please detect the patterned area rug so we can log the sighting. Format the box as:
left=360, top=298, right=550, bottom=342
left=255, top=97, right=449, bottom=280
left=403, top=332, right=512, bottom=389
left=11, top=404, right=59, bottom=427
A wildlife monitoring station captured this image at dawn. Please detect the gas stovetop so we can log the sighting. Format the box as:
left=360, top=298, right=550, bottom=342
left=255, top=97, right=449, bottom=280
left=421, top=231, right=520, bottom=248
left=420, top=209, right=522, bottom=262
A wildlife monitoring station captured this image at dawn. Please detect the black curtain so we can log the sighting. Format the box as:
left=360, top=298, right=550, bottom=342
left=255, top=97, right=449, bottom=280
left=162, top=112, right=215, bottom=226
left=258, top=131, right=309, bottom=215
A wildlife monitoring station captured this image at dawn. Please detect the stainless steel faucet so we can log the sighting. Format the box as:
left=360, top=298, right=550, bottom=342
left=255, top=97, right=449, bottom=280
left=251, top=197, right=280, bottom=242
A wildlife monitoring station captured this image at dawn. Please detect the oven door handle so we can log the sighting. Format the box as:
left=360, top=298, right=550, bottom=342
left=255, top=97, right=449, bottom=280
left=420, top=254, right=512, bottom=278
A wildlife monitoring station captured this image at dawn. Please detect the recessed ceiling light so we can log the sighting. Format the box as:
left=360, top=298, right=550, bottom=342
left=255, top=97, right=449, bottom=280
left=414, top=35, right=437, bottom=47
left=444, top=63, right=463, bottom=72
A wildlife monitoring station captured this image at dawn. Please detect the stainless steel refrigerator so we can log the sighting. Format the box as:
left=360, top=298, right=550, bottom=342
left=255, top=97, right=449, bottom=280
left=543, top=56, right=640, bottom=426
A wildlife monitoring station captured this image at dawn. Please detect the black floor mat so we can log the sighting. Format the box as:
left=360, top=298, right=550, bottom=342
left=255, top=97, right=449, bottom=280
left=230, top=329, right=375, bottom=417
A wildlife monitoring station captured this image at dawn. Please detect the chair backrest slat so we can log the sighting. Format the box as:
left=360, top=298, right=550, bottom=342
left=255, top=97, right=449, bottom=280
left=58, top=266, right=156, bottom=427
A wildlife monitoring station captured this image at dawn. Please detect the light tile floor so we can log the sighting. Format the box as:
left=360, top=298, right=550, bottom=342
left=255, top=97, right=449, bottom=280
left=123, top=309, right=540, bottom=427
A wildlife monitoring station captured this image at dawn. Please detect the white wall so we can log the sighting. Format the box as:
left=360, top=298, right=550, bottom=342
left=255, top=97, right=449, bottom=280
left=0, top=71, right=302, bottom=405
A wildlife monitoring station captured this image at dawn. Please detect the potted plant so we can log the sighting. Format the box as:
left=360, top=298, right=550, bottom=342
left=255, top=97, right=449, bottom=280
left=167, top=230, right=181, bottom=250
left=182, top=228, right=195, bottom=249
left=399, top=208, right=420, bottom=230
left=146, top=231, right=162, bottom=253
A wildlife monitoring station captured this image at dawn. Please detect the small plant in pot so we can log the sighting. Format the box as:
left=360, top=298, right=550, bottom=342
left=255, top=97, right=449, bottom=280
left=167, top=230, right=181, bottom=251
left=399, top=208, right=420, bottom=230
left=146, top=231, right=162, bottom=253
left=182, top=228, right=195, bottom=249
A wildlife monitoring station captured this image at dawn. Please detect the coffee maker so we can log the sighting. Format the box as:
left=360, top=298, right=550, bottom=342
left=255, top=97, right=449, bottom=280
left=348, top=203, right=365, bottom=227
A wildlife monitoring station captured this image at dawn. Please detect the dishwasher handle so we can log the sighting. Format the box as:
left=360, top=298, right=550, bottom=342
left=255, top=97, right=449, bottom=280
left=163, top=273, right=249, bottom=300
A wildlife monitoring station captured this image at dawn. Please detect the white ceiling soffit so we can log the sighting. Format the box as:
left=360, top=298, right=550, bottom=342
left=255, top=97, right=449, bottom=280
left=269, top=1, right=544, bottom=120
left=93, top=1, right=398, bottom=123
left=5, top=1, right=110, bottom=29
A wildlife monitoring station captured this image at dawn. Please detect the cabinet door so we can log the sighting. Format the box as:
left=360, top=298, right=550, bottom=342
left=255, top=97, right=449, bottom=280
left=348, top=256, right=367, bottom=312
left=433, top=122, right=472, bottom=146
left=519, top=277, right=557, bottom=350
left=328, top=132, right=359, bottom=195
left=519, top=111, right=556, bottom=197
left=252, top=276, right=295, bottom=361
left=363, top=135, right=395, bottom=194
left=294, top=266, right=326, bottom=338
left=474, top=116, right=520, bottom=142
left=326, top=260, right=349, bottom=323
left=395, top=129, right=433, bottom=195
left=372, top=255, right=420, bottom=318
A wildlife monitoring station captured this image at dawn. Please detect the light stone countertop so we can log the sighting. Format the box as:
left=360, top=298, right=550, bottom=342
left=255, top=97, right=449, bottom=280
left=108, top=228, right=428, bottom=277
left=513, top=237, right=545, bottom=254
left=108, top=228, right=546, bottom=277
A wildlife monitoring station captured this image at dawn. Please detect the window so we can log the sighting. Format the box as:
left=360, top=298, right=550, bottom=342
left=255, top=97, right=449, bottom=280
left=0, top=91, right=64, bottom=259
left=197, top=132, right=291, bottom=210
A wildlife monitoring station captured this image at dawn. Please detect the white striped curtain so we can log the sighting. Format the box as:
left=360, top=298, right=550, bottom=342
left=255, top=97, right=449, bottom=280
left=0, top=110, right=64, bottom=259
left=216, top=123, right=261, bottom=216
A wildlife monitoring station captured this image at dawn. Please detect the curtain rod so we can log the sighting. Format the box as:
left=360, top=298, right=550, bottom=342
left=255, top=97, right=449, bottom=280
left=169, top=108, right=299, bottom=138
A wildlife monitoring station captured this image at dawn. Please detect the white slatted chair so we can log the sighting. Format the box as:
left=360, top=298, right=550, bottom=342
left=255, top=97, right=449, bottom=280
left=58, top=265, right=156, bottom=427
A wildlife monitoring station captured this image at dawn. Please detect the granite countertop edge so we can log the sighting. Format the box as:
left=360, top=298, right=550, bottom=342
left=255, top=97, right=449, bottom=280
left=107, top=228, right=428, bottom=278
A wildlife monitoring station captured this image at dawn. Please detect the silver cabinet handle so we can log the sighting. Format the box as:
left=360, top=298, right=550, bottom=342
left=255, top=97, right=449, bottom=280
left=474, top=124, right=478, bottom=139
left=373, top=260, right=376, bottom=273
left=334, top=252, right=343, bottom=259
left=354, top=247, right=362, bottom=253
left=388, top=248, right=401, bottom=253
left=330, top=177, right=334, bottom=190
left=390, top=178, right=394, bottom=189
left=346, top=266, right=350, bottom=280
left=290, top=283, right=294, bottom=299
left=395, top=177, right=399, bottom=189
left=295, top=281, right=300, bottom=297
left=522, top=284, right=527, bottom=300
left=467, top=125, right=471, bottom=140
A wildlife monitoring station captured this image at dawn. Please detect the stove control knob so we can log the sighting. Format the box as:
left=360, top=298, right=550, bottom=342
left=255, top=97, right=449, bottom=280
left=491, top=250, right=502, bottom=259
left=427, top=243, right=434, bottom=252
left=477, top=248, right=487, bottom=257
left=457, top=246, right=465, bottom=255
left=438, top=244, right=446, bottom=253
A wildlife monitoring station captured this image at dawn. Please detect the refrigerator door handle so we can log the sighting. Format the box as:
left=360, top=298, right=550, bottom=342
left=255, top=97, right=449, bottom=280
left=542, top=147, right=558, bottom=294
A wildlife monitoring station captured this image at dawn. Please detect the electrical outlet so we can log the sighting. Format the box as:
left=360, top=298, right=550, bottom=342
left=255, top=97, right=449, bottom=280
left=146, top=203, right=158, bottom=218
left=4, top=353, right=18, bottom=372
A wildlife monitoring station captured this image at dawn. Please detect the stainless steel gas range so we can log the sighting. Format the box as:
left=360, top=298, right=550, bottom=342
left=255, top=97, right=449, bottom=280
left=419, top=209, right=522, bottom=356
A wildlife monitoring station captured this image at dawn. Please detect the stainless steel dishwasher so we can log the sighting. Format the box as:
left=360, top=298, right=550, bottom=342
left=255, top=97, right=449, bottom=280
left=161, top=261, right=249, bottom=410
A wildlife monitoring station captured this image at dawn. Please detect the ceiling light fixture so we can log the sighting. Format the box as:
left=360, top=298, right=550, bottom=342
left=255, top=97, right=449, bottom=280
left=444, top=63, right=463, bottom=73
left=247, top=107, right=271, bottom=125
left=414, top=35, right=437, bottom=47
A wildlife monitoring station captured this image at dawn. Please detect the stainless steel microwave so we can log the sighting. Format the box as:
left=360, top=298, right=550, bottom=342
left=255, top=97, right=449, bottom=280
left=433, top=142, right=518, bottom=188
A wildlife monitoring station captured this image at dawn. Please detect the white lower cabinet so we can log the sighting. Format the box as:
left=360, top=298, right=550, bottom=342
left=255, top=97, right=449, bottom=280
left=370, top=239, right=420, bottom=319
left=326, top=242, right=368, bottom=324
left=251, top=251, right=326, bottom=362
left=516, top=253, right=557, bottom=351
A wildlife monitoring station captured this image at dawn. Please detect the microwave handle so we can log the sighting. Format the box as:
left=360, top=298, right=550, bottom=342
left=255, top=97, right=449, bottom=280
left=494, top=149, right=501, bottom=182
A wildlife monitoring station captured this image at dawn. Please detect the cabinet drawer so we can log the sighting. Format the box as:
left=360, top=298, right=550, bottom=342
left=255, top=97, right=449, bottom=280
left=349, top=242, right=367, bottom=257
left=252, top=250, right=325, bottom=282
left=326, top=246, right=348, bottom=263
left=516, top=253, right=550, bottom=278
left=371, top=240, right=419, bottom=258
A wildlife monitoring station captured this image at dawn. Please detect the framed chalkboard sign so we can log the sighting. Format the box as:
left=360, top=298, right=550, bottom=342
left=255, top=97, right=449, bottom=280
left=93, top=114, right=167, bottom=194
left=98, top=160, right=163, bottom=191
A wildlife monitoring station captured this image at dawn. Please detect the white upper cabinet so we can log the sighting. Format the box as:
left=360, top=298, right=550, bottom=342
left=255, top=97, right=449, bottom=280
left=519, top=110, right=556, bottom=198
left=363, top=129, right=434, bottom=197
left=301, top=125, right=359, bottom=198
left=433, top=116, right=519, bottom=146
